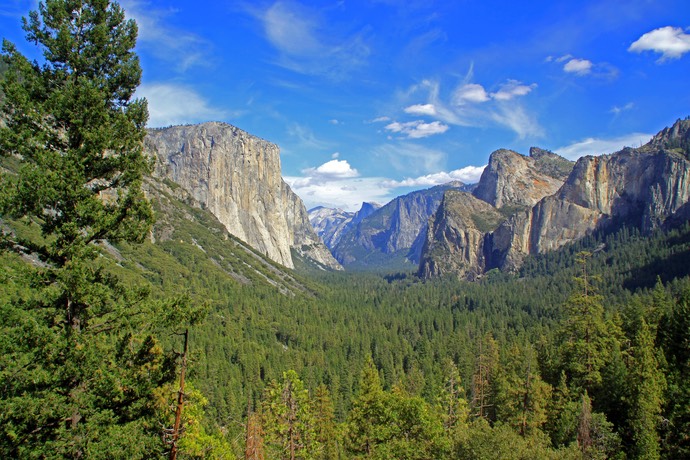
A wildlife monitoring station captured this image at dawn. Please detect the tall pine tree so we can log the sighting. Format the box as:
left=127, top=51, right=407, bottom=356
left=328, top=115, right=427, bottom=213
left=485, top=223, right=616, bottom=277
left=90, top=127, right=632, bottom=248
left=0, top=1, right=197, bottom=457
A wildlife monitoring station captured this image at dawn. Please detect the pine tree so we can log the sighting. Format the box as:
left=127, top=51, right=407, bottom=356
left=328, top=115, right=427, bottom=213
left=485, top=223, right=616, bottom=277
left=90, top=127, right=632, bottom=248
left=0, top=1, right=197, bottom=457
left=345, top=357, right=389, bottom=457
left=627, top=319, right=665, bottom=460
left=559, top=252, right=608, bottom=394
left=261, top=370, right=317, bottom=460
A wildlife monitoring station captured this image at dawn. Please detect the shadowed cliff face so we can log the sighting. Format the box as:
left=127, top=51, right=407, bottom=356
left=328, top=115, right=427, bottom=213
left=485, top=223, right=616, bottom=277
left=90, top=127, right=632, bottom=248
left=144, top=122, right=341, bottom=270
left=331, top=182, right=472, bottom=268
left=418, top=191, right=505, bottom=281
left=419, top=118, right=690, bottom=280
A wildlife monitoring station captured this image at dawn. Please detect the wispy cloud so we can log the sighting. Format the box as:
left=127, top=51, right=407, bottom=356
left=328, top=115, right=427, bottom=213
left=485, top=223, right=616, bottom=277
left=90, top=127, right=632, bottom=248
left=629, top=26, right=690, bottom=61
left=382, top=165, right=486, bottom=188
left=259, top=1, right=370, bottom=79
left=610, top=102, right=634, bottom=116
left=136, top=83, right=229, bottom=127
left=286, top=122, right=332, bottom=151
left=554, top=132, right=653, bottom=160
left=120, top=0, right=210, bottom=72
left=385, top=120, right=449, bottom=139
left=372, top=143, right=447, bottom=174
left=391, top=74, right=542, bottom=139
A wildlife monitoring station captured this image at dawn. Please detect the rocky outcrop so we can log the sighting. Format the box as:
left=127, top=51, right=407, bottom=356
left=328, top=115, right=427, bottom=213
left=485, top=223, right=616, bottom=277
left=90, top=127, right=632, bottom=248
left=420, top=118, right=690, bottom=279
left=282, top=183, right=343, bottom=269
left=492, top=140, right=690, bottom=271
left=418, top=191, right=506, bottom=280
left=145, top=122, right=341, bottom=270
left=472, top=148, right=573, bottom=209
left=309, top=202, right=380, bottom=250
left=333, top=182, right=470, bottom=268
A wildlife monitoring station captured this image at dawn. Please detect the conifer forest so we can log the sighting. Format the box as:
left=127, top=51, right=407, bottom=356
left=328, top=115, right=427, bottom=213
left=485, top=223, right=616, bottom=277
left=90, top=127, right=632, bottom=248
left=1, top=1, right=689, bottom=459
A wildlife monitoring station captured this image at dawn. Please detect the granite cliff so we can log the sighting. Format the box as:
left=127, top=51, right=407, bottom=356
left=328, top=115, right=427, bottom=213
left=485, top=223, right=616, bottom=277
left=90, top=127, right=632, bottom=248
left=418, top=191, right=505, bottom=280
left=144, top=122, right=341, bottom=270
left=332, top=182, right=471, bottom=269
left=309, top=202, right=381, bottom=249
left=472, top=147, right=573, bottom=209
left=419, top=117, right=690, bottom=280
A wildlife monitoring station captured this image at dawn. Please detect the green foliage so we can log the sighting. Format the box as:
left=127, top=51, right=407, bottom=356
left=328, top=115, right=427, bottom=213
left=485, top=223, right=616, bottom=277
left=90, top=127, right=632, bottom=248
left=0, top=1, right=201, bottom=457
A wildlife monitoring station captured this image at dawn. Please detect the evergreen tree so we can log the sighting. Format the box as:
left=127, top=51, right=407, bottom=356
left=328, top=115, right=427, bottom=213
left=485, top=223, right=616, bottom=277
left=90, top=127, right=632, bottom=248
left=261, top=370, right=317, bottom=460
left=626, top=319, right=665, bottom=460
left=345, top=357, right=389, bottom=457
left=559, top=252, right=608, bottom=394
left=495, top=343, right=552, bottom=436
left=0, top=1, right=198, bottom=457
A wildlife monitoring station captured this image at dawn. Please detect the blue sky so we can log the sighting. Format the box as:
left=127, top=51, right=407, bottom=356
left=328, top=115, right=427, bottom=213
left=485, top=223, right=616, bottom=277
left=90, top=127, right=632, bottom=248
left=2, top=1, right=690, bottom=211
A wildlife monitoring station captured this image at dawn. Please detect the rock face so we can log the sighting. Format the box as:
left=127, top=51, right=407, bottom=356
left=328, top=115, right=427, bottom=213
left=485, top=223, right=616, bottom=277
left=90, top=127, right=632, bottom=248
left=492, top=138, right=690, bottom=271
left=418, top=191, right=506, bottom=280
left=472, top=148, right=573, bottom=209
left=309, top=202, right=380, bottom=250
left=145, top=122, right=341, bottom=270
left=419, top=117, right=690, bottom=279
left=332, top=182, right=471, bottom=268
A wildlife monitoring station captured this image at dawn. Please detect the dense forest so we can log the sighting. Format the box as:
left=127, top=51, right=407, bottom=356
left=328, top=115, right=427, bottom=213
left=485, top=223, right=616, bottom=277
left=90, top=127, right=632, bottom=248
left=2, top=1, right=690, bottom=459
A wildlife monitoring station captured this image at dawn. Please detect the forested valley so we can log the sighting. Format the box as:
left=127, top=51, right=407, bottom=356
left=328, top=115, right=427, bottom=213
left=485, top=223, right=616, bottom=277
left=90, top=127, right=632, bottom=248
left=2, top=1, right=690, bottom=459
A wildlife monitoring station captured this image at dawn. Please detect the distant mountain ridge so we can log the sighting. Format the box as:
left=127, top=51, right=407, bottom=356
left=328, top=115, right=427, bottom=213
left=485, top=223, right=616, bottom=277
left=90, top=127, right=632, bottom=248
left=323, top=181, right=474, bottom=269
left=419, top=117, right=690, bottom=279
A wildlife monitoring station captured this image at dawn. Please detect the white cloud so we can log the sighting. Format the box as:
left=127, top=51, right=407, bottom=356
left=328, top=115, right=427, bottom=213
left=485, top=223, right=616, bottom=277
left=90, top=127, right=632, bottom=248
left=136, top=83, right=228, bottom=127
left=284, top=176, right=393, bottom=212
left=302, top=159, right=359, bottom=181
left=383, top=165, right=486, bottom=188
left=491, top=80, right=537, bottom=101
left=370, top=116, right=391, bottom=123
left=629, top=26, right=690, bottom=61
left=393, top=75, right=541, bottom=140
left=404, top=103, right=437, bottom=116
left=554, top=132, right=653, bottom=160
left=452, top=83, right=490, bottom=104
left=563, top=58, right=593, bottom=75
left=385, top=120, right=449, bottom=139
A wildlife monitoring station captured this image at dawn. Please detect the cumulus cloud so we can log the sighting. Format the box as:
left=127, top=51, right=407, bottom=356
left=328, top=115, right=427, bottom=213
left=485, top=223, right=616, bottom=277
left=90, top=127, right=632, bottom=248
left=383, top=165, right=486, bottom=188
left=302, top=159, right=359, bottom=181
left=385, top=120, right=449, bottom=139
left=452, top=83, right=490, bottom=104
left=563, top=58, right=593, bottom=75
left=136, top=83, right=229, bottom=127
left=554, top=132, right=653, bottom=160
left=284, top=176, right=393, bottom=212
left=404, top=103, right=437, bottom=116
left=629, top=26, right=690, bottom=61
